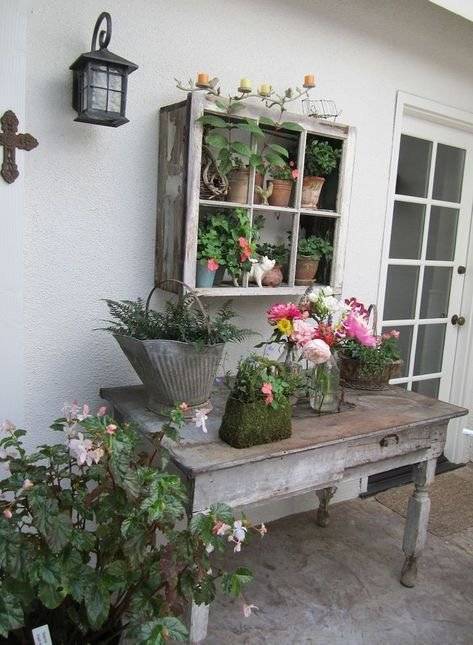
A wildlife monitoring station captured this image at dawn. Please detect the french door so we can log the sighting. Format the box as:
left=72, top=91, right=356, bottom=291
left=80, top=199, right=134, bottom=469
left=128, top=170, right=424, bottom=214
left=380, top=112, right=473, bottom=461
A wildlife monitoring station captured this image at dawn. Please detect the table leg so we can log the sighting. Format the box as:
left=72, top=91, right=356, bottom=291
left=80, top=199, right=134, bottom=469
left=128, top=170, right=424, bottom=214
left=189, top=601, right=210, bottom=644
left=316, top=486, right=337, bottom=527
left=400, top=458, right=436, bottom=588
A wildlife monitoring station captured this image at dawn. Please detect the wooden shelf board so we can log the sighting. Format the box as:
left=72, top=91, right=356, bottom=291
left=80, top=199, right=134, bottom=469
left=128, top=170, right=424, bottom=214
left=199, top=199, right=248, bottom=209
left=192, top=284, right=340, bottom=297
left=253, top=204, right=297, bottom=214
left=299, top=208, right=340, bottom=218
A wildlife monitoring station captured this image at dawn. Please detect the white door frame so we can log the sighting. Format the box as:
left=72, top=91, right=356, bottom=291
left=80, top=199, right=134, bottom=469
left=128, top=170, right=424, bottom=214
left=378, top=91, right=473, bottom=463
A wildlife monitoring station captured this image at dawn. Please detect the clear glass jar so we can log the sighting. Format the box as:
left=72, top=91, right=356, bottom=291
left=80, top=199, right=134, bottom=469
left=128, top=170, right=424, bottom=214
left=310, top=353, right=341, bottom=413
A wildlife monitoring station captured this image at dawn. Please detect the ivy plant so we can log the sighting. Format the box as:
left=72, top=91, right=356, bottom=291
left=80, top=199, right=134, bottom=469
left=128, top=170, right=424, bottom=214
left=0, top=405, right=264, bottom=643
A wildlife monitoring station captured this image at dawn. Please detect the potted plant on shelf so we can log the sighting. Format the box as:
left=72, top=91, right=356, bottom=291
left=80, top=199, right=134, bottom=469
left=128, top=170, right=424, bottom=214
left=197, top=222, right=223, bottom=287
left=219, top=354, right=299, bottom=448
left=268, top=161, right=298, bottom=208
left=104, top=293, right=250, bottom=416
left=295, top=236, right=333, bottom=285
left=0, top=406, right=263, bottom=643
left=338, top=299, right=402, bottom=389
left=302, top=140, right=341, bottom=209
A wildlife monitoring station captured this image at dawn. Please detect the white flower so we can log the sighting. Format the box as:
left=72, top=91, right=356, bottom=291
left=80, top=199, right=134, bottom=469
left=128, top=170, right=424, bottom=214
left=242, top=602, right=258, bottom=617
left=232, top=520, right=247, bottom=543
left=205, top=543, right=215, bottom=554
left=21, top=479, right=34, bottom=491
left=321, top=286, right=333, bottom=296
left=193, top=409, right=209, bottom=434
left=77, top=404, right=92, bottom=422
left=1, top=420, right=15, bottom=434
left=69, top=433, right=103, bottom=466
left=308, top=290, right=320, bottom=303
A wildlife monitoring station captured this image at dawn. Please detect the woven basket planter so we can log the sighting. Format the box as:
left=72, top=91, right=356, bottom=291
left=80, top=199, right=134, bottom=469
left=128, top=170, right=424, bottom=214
left=340, top=355, right=403, bottom=390
left=219, top=397, right=292, bottom=448
left=115, top=335, right=224, bottom=417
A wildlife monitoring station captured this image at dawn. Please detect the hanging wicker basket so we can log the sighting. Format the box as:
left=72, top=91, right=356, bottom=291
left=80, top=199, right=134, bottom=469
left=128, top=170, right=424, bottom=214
left=339, top=304, right=403, bottom=390
left=114, top=280, right=224, bottom=417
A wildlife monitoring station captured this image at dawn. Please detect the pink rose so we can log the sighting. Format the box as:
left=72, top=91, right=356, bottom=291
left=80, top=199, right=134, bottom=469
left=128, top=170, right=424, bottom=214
left=291, top=318, right=315, bottom=346
left=207, top=258, right=219, bottom=272
left=302, top=339, right=332, bottom=364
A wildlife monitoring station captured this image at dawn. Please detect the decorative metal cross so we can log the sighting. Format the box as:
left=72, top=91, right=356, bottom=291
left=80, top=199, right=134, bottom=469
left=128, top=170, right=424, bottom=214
left=0, top=110, right=38, bottom=184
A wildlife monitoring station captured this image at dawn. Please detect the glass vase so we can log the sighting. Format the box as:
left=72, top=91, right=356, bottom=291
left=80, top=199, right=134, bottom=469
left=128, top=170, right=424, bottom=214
left=310, top=353, right=341, bottom=413
left=278, top=344, right=311, bottom=404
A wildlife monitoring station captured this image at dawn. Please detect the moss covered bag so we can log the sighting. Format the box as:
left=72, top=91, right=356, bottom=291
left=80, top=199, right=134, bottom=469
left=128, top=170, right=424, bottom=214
left=219, top=397, right=292, bottom=449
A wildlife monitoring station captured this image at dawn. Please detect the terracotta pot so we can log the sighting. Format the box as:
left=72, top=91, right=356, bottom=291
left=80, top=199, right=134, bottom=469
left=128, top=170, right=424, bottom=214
left=227, top=168, right=249, bottom=204
left=295, top=255, right=320, bottom=285
left=261, top=264, right=284, bottom=287
left=253, top=172, right=264, bottom=204
left=340, top=355, right=404, bottom=390
left=268, top=179, right=293, bottom=208
left=302, top=176, right=325, bottom=208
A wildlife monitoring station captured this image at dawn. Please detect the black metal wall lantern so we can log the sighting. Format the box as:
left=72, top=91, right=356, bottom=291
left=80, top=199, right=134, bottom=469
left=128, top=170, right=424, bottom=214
left=70, top=12, right=138, bottom=127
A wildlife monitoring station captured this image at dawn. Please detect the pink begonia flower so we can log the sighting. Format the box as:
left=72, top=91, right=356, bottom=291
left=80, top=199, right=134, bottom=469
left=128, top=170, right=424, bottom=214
left=179, top=402, right=189, bottom=411
left=106, top=424, right=117, bottom=435
left=267, top=303, right=302, bottom=324
left=193, top=409, right=208, bottom=433
left=382, top=329, right=400, bottom=340
left=212, top=521, right=231, bottom=536
left=207, top=258, right=219, bottom=272
left=291, top=318, right=316, bottom=347
left=1, top=420, right=16, bottom=433
left=22, top=479, right=34, bottom=491
left=69, top=433, right=103, bottom=466
left=242, top=603, right=259, bottom=618
left=261, top=382, right=274, bottom=406
left=3, top=508, right=13, bottom=519
left=97, top=406, right=107, bottom=417
left=344, top=313, right=377, bottom=347
left=302, top=339, right=332, bottom=364
left=77, top=404, right=92, bottom=422
left=228, top=520, right=247, bottom=552
left=257, top=523, right=267, bottom=536
left=291, top=168, right=299, bottom=180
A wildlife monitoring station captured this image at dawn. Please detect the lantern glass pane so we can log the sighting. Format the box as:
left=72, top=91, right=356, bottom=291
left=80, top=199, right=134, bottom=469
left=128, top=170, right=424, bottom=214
left=108, top=71, right=123, bottom=91
left=91, top=65, right=108, bottom=89
left=91, top=87, right=107, bottom=110
left=108, top=90, right=122, bottom=113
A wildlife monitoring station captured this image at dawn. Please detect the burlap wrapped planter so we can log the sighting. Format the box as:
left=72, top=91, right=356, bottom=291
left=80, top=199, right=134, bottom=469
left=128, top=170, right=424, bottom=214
left=219, top=397, right=292, bottom=448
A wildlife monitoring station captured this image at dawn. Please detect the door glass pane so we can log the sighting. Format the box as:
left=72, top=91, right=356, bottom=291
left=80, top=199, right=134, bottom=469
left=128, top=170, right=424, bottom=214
left=389, top=202, right=425, bottom=259
left=396, top=135, right=432, bottom=198
left=426, top=206, right=459, bottom=261
left=414, top=324, right=446, bottom=375
left=420, top=267, right=452, bottom=318
left=412, top=378, right=440, bottom=399
left=382, top=325, right=413, bottom=377
left=384, top=265, right=419, bottom=320
left=432, top=144, right=465, bottom=203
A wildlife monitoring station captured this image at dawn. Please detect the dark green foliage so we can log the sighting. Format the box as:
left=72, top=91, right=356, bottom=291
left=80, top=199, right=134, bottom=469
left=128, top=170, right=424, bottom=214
left=342, top=336, right=401, bottom=377
left=0, top=407, right=255, bottom=643
left=304, top=139, right=341, bottom=177
left=102, top=295, right=251, bottom=345
left=219, top=397, right=292, bottom=448
left=256, top=242, right=289, bottom=266
left=298, top=235, right=333, bottom=259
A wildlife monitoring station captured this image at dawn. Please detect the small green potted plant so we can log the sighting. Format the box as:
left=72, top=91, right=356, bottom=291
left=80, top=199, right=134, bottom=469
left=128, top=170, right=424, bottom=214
left=295, top=236, right=333, bottom=285
left=302, top=140, right=341, bottom=209
left=196, top=222, right=223, bottom=287
left=219, top=354, right=299, bottom=448
left=268, top=161, right=298, bottom=208
left=104, top=294, right=250, bottom=416
left=0, top=406, right=262, bottom=643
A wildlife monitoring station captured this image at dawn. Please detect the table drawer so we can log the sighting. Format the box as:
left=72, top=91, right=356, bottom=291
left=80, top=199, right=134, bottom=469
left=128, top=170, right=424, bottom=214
left=344, top=424, right=447, bottom=470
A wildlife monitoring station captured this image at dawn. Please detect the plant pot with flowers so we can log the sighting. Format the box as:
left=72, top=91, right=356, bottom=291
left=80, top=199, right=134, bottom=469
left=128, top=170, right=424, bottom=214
left=219, top=354, right=299, bottom=448
left=302, top=140, right=341, bottom=209
left=295, top=236, right=333, bottom=285
left=104, top=290, right=250, bottom=417
left=338, top=300, right=402, bottom=389
left=196, top=219, right=223, bottom=287
left=0, top=405, right=265, bottom=643
left=268, top=161, right=298, bottom=208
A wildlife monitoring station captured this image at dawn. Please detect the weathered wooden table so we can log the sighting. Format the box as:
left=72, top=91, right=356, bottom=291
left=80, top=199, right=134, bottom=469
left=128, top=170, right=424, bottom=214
left=101, top=384, right=467, bottom=644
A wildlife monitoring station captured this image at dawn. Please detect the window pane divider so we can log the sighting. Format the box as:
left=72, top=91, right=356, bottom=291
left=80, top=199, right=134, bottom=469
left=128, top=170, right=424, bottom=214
left=391, top=372, right=442, bottom=385
left=394, top=194, right=461, bottom=208
left=383, top=317, right=447, bottom=326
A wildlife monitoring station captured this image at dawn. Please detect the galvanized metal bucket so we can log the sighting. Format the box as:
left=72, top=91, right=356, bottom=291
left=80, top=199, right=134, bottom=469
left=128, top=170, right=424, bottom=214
left=114, top=280, right=223, bottom=417
left=115, top=335, right=224, bottom=417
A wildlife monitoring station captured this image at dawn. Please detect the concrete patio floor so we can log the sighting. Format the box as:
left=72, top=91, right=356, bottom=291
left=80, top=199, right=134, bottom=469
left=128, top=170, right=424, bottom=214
left=206, top=490, right=473, bottom=644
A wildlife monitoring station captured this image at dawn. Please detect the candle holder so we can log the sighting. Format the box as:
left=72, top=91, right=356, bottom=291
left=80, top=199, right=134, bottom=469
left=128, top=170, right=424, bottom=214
left=238, top=86, right=252, bottom=94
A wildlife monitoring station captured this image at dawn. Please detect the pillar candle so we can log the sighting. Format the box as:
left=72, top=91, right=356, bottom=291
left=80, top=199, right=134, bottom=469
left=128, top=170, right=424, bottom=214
left=239, top=78, right=252, bottom=91
left=304, top=74, right=316, bottom=88
left=196, top=73, right=209, bottom=86
left=258, top=83, right=271, bottom=96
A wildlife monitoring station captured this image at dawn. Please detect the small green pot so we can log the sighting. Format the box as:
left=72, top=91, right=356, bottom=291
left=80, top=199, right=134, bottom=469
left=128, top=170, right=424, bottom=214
left=219, top=397, right=292, bottom=448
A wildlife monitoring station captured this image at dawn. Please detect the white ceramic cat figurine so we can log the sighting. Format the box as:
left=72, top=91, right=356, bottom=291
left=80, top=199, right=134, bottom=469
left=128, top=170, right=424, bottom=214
left=232, top=256, right=275, bottom=287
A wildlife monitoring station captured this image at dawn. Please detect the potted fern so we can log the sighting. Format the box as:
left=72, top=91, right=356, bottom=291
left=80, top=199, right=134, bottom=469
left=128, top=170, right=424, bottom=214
left=103, top=293, right=250, bottom=416
left=302, top=140, right=341, bottom=209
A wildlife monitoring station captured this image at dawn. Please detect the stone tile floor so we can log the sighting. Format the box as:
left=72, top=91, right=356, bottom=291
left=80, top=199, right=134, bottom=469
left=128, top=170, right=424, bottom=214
left=206, top=478, right=473, bottom=645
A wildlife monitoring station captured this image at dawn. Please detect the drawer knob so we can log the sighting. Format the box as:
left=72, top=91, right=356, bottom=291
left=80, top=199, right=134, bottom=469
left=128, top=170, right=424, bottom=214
left=380, top=434, right=399, bottom=448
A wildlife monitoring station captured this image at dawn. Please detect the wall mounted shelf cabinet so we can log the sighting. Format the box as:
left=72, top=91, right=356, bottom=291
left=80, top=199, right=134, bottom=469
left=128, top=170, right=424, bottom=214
left=155, top=93, right=356, bottom=296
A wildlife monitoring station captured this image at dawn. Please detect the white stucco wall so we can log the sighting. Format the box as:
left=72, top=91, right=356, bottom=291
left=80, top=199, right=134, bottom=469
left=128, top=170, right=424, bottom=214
left=3, top=0, right=473, bottom=449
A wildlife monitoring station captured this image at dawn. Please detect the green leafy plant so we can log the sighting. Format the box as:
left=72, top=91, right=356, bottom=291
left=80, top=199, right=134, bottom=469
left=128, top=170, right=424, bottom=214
left=197, top=221, right=224, bottom=265
left=256, top=242, right=288, bottom=267
left=341, top=335, right=401, bottom=376
left=0, top=406, right=263, bottom=643
left=304, top=140, right=341, bottom=177
left=103, top=296, right=251, bottom=345
left=228, top=354, right=300, bottom=410
left=270, top=159, right=298, bottom=181
left=297, top=236, right=333, bottom=259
